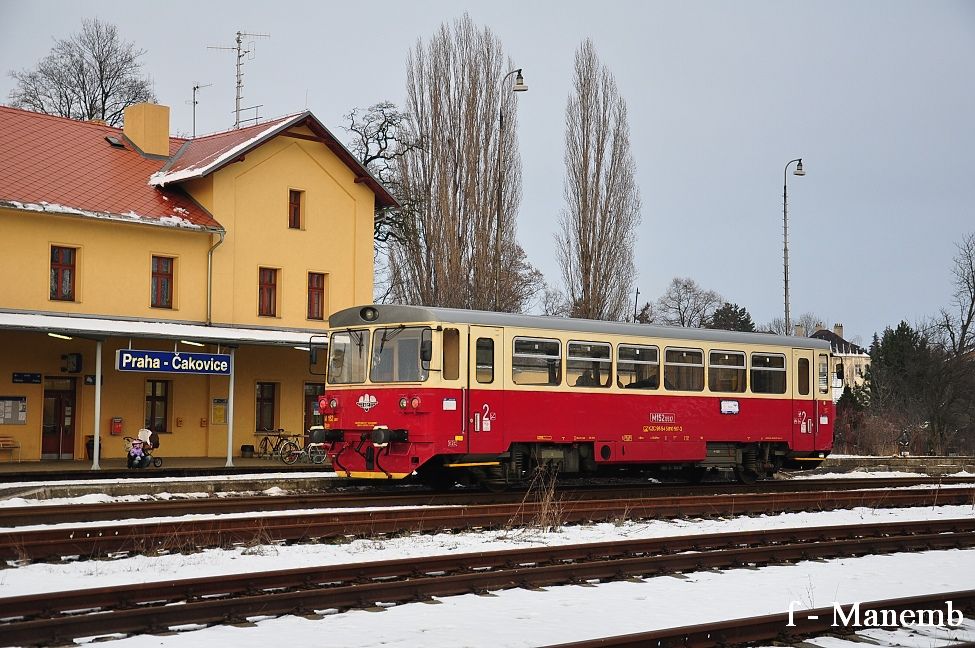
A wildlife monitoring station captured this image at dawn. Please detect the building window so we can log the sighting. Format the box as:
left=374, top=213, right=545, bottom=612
left=259, top=267, right=277, bottom=316
left=151, top=256, right=174, bottom=308
left=145, top=380, right=170, bottom=434
left=256, top=382, right=277, bottom=431
left=289, top=189, right=303, bottom=229
left=50, top=246, right=76, bottom=301
left=307, top=272, right=325, bottom=320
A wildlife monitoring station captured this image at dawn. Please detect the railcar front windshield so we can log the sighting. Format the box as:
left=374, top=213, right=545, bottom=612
left=370, top=326, right=431, bottom=383
left=327, top=329, right=368, bottom=384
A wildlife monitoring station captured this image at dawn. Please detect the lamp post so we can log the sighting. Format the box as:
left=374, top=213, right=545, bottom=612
left=783, top=158, right=805, bottom=335
left=494, top=68, right=528, bottom=311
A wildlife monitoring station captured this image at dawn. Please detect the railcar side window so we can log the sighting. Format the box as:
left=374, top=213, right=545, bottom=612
left=664, top=347, right=704, bottom=391
left=568, top=341, right=612, bottom=388
left=709, top=350, right=746, bottom=393
left=476, top=338, right=494, bottom=384
left=797, top=358, right=810, bottom=395
left=751, top=353, right=787, bottom=394
left=617, top=344, right=659, bottom=389
left=327, top=329, right=368, bottom=384
left=443, top=328, right=460, bottom=381
left=818, top=354, right=829, bottom=394
left=512, top=337, right=562, bottom=386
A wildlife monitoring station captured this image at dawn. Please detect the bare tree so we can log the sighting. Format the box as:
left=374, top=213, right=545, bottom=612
left=937, top=232, right=975, bottom=357
left=343, top=101, right=422, bottom=303
left=762, top=312, right=829, bottom=336
left=655, top=277, right=723, bottom=328
left=555, top=40, right=641, bottom=321
left=388, top=14, right=541, bottom=311
left=8, top=18, right=155, bottom=127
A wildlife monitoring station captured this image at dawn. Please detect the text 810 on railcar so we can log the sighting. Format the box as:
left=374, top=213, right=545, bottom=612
left=314, top=305, right=833, bottom=489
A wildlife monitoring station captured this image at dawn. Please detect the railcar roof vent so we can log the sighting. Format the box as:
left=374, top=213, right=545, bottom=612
left=105, top=135, right=126, bottom=148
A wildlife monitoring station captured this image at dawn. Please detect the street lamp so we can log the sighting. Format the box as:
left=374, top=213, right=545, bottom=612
left=494, top=68, right=528, bottom=311
left=783, top=158, right=805, bottom=335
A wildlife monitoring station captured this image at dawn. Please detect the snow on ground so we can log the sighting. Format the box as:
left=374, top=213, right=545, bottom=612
left=2, top=471, right=974, bottom=646
left=68, top=548, right=975, bottom=647
left=792, top=470, right=975, bottom=480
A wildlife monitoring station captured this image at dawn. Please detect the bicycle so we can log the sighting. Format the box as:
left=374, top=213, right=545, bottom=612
left=256, top=428, right=299, bottom=460
left=282, top=441, right=328, bottom=465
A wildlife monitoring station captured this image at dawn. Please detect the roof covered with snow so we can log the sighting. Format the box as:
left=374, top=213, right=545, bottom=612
left=151, top=112, right=399, bottom=209
left=0, top=105, right=399, bottom=231
left=0, top=106, right=221, bottom=231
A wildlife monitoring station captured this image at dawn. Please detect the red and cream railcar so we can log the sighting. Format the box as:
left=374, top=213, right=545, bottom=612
left=315, top=305, right=833, bottom=487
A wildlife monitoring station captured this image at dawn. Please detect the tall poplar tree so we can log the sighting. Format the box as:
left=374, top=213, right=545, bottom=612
left=555, top=39, right=641, bottom=321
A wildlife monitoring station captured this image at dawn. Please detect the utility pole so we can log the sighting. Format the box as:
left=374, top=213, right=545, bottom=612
left=208, top=30, right=270, bottom=129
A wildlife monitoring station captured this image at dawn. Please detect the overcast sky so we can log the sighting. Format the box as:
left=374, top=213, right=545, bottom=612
left=2, top=1, right=973, bottom=343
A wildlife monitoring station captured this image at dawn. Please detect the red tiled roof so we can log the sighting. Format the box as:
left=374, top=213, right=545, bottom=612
left=153, top=112, right=399, bottom=209
left=0, top=106, right=221, bottom=230
left=156, top=113, right=304, bottom=181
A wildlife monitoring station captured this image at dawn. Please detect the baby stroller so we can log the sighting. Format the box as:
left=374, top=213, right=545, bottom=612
left=125, top=428, right=163, bottom=468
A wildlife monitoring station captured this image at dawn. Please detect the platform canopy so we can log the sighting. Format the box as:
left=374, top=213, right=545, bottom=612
left=0, top=311, right=325, bottom=347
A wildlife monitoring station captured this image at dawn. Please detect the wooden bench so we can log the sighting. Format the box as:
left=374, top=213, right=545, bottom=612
left=0, top=436, right=21, bottom=462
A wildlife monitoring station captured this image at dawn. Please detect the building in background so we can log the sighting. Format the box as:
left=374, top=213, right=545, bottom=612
left=0, top=103, right=396, bottom=462
left=810, top=324, right=870, bottom=402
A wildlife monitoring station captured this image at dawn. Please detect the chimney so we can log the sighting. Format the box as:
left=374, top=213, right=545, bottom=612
left=794, top=324, right=806, bottom=337
left=833, top=323, right=844, bottom=340
left=123, top=103, right=170, bottom=156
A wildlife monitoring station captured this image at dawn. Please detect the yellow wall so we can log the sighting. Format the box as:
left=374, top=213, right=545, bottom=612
left=0, top=209, right=212, bottom=320
left=207, top=128, right=375, bottom=328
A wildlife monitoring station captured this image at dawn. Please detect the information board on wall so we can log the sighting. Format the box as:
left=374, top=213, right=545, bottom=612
left=0, top=397, right=27, bottom=425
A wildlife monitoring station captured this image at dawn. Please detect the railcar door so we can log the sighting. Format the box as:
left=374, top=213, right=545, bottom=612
left=815, top=352, right=831, bottom=448
left=791, top=349, right=816, bottom=451
left=467, top=326, right=504, bottom=454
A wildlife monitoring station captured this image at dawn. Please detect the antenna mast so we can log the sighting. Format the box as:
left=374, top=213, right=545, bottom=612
left=189, top=82, right=212, bottom=137
left=208, top=30, right=270, bottom=129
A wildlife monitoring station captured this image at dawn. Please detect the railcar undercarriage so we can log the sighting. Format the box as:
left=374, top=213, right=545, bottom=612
left=415, top=441, right=825, bottom=490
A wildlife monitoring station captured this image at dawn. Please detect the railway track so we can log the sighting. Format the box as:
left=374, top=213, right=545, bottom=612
left=2, top=485, right=974, bottom=563
left=2, top=475, right=972, bottom=526
left=2, top=518, right=973, bottom=646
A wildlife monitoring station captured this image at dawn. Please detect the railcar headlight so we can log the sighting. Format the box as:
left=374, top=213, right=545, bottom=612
left=399, top=397, right=408, bottom=409
left=410, top=396, right=422, bottom=409
left=328, top=397, right=338, bottom=409
left=360, top=306, right=379, bottom=322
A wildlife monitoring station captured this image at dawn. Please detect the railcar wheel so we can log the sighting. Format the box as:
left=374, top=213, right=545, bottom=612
left=734, top=466, right=759, bottom=485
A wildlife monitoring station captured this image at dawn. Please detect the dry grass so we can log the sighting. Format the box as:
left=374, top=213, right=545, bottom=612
left=502, top=468, right=566, bottom=538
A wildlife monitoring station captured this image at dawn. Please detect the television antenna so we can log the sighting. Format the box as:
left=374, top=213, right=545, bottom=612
left=188, top=83, right=212, bottom=137
left=208, top=30, right=270, bottom=129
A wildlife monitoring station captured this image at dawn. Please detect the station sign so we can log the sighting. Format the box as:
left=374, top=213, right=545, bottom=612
left=115, top=349, right=232, bottom=375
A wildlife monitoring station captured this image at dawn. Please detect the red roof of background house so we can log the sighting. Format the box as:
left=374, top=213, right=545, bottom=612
left=0, top=106, right=221, bottom=230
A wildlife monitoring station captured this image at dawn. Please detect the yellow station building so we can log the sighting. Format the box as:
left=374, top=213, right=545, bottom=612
left=0, top=103, right=396, bottom=463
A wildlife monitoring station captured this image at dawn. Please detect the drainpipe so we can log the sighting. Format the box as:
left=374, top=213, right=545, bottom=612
left=206, top=231, right=226, bottom=325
